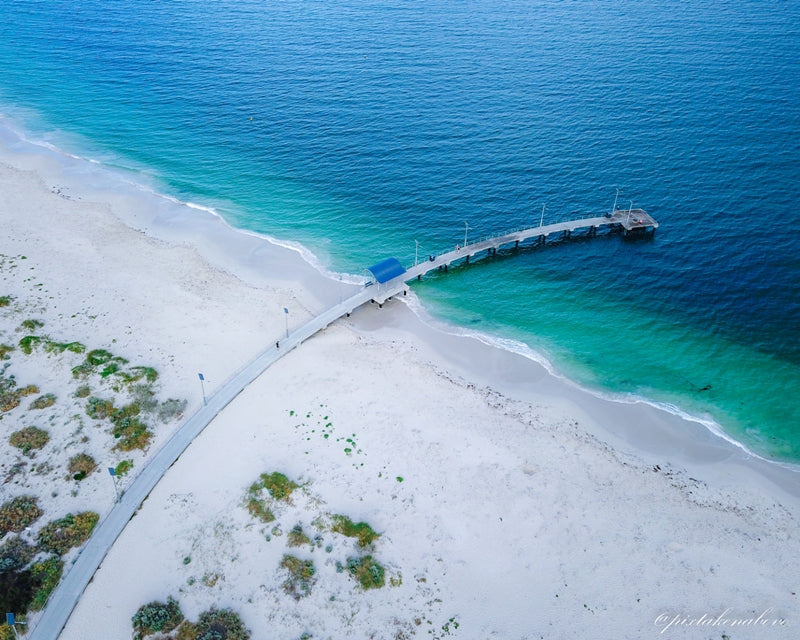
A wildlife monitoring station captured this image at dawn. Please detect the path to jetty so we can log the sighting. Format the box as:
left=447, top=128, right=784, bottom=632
left=29, top=208, right=657, bottom=640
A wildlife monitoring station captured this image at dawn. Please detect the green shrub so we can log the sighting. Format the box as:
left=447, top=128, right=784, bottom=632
left=29, top=393, right=56, bottom=410
left=287, top=524, right=311, bottom=548
left=0, top=537, right=36, bottom=572
left=0, top=496, right=43, bottom=535
left=18, top=335, right=43, bottom=355
left=9, top=426, right=50, bottom=455
left=346, top=555, right=385, bottom=590
left=114, top=459, right=134, bottom=477
left=131, top=596, right=184, bottom=639
left=194, top=607, right=250, bottom=640
left=125, top=366, right=159, bottom=383
left=68, top=453, right=97, bottom=481
left=36, top=512, right=99, bottom=555
left=0, top=295, right=11, bottom=307
left=20, top=319, right=44, bottom=332
left=0, top=343, right=13, bottom=360
left=29, top=555, right=63, bottom=610
left=85, top=349, right=115, bottom=366
left=75, top=384, right=91, bottom=398
left=331, top=515, right=380, bottom=547
left=280, top=555, right=316, bottom=600
left=43, top=340, right=85, bottom=355
left=257, top=472, right=298, bottom=501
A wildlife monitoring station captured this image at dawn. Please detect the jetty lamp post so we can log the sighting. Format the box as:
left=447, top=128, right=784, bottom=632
left=107, top=467, right=120, bottom=503
left=198, top=373, right=206, bottom=406
left=463, top=221, right=471, bottom=247
left=414, top=239, right=420, bottom=266
left=540, top=203, right=546, bottom=227
left=284, top=307, right=289, bottom=338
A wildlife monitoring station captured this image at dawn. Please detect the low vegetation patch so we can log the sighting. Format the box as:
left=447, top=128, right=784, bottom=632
left=0, top=495, right=43, bottom=535
left=114, top=459, right=134, bottom=476
left=0, top=343, right=13, bottom=360
left=331, top=514, right=380, bottom=547
left=0, top=537, right=36, bottom=572
left=287, top=524, right=311, bottom=548
left=0, top=295, right=11, bottom=307
left=28, top=555, right=64, bottom=611
left=258, top=472, right=299, bottom=501
left=131, top=596, right=184, bottom=639
left=85, top=396, right=115, bottom=420
left=68, top=453, right=97, bottom=480
left=0, top=371, right=38, bottom=413
left=19, top=318, right=44, bottom=332
left=194, top=607, right=250, bottom=640
left=9, top=426, right=50, bottom=455
left=346, top=555, right=386, bottom=590
left=280, top=555, right=316, bottom=599
left=36, top=512, right=99, bottom=555
left=29, top=393, right=56, bottom=410
left=245, top=472, right=299, bottom=524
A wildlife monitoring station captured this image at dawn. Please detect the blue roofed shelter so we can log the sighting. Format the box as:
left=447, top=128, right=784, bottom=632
left=367, top=257, right=406, bottom=284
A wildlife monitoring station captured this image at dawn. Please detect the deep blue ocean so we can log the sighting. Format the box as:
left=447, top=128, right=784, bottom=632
left=1, top=0, right=798, bottom=462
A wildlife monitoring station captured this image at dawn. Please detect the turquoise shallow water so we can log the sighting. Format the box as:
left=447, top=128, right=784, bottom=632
left=0, top=0, right=798, bottom=461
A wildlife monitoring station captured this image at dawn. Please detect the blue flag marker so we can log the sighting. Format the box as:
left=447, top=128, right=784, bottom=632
left=198, top=373, right=205, bottom=381
left=6, top=613, right=15, bottom=625
left=108, top=467, right=116, bottom=477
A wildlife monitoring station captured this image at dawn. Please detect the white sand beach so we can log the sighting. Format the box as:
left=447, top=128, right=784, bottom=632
left=1, top=125, right=798, bottom=639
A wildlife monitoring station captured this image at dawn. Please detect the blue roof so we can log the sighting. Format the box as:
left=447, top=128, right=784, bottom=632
left=367, top=257, right=406, bottom=284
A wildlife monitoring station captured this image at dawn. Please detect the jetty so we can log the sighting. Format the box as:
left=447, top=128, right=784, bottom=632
left=28, top=204, right=657, bottom=640
left=364, top=205, right=658, bottom=305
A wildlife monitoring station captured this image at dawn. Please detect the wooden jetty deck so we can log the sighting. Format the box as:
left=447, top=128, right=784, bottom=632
left=365, top=207, right=658, bottom=304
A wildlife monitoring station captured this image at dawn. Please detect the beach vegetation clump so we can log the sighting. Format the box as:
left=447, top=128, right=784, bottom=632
left=0, top=295, right=11, bottom=307
left=36, top=511, right=99, bottom=555
left=29, top=393, right=56, bottom=410
left=68, top=453, right=97, bottom=481
left=9, top=426, right=50, bottom=455
left=280, top=555, right=316, bottom=600
left=74, top=384, right=91, bottom=398
left=43, top=340, right=86, bottom=355
left=0, top=370, right=39, bottom=413
left=194, top=607, right=250, bottom=640
left=259, top=471, right=299, bottom=501
left=0, top=343, right=14, bottom=360
left=0, top=537, right=36, bottom=572
left=331, top=515, right=380, bottom=547
left=85, top=396, right=116, bottom=420
left=18, top=335, right=44, bottom=355
left=122, top=366, right=159, bottom=384
left=28, top=555, right=64, bottom=610
left=111, top=413, right=153, bottom=451
left=246, top=497, right=275, bottom=523
left=245, top=472, right=299, bottom=523
left=346, top=555, right=385, bottom=590
left=287, top=524, right=312, bottom=548
left=131, top=596, right=184, bottom=639
left=114, top=459, right=134, bottom=477
left=20, top=318, right=44, bottom=332
left=0, top=495, right=43, bottom=535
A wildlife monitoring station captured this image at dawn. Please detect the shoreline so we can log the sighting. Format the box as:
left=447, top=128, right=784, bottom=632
left=2, top=116, right=798, bottom=484
left=1, top=119, right=798, bottom=638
